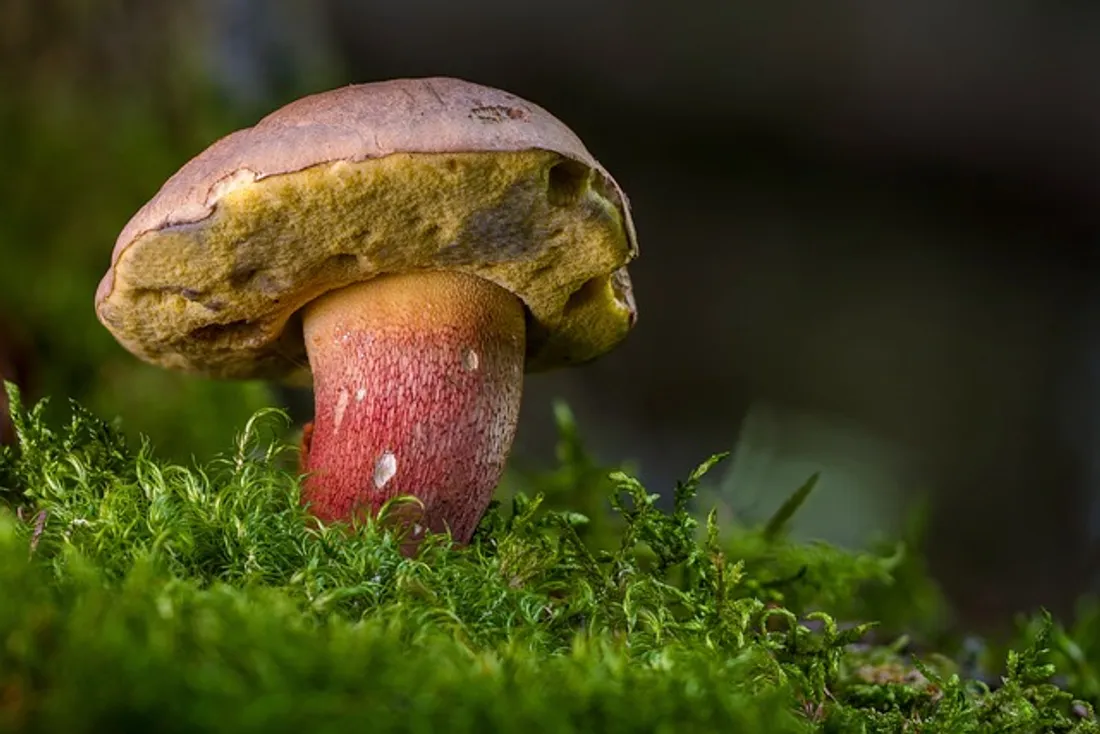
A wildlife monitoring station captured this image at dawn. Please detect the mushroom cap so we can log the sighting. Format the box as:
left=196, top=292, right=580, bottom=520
left=95, top=77, right=638, bottom=382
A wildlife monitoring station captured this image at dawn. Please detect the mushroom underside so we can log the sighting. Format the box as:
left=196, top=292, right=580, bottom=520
left=97, top=150, right=635, bottom=381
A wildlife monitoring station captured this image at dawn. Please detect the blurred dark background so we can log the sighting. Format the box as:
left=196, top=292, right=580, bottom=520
left=4, top=0, right=1100, bottom=633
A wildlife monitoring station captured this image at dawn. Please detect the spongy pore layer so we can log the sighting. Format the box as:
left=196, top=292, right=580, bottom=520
left=96, top=149, right=636, bottom=382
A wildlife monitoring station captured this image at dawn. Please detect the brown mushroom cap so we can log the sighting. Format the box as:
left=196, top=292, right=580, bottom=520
left=95, top=77, right=638, bottom=383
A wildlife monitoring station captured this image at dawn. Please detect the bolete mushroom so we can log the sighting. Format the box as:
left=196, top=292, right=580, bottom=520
left=95, top=77, right=637, bottom=544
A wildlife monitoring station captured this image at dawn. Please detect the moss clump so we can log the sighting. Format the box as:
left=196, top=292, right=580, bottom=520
left=0, top=383, right=1097, bottom=733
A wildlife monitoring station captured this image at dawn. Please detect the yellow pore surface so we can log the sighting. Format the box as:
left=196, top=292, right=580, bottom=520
left=97, top=149, right=636, bottom=382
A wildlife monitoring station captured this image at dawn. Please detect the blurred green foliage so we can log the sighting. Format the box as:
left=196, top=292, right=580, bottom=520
left=1, top=0, right=280, bottom=459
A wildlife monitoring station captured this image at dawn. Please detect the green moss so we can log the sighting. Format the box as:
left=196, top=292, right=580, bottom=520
left=0, top=382, right=1097, bottom=733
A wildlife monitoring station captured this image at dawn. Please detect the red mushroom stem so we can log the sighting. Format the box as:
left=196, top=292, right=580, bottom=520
left=300, top=270, right=525, bottom=545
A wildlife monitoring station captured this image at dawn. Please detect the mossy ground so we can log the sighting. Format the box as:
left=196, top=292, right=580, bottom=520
left=2, top=384, right=1098, bottom=733
left=6, top=25, right=1100, bottom=732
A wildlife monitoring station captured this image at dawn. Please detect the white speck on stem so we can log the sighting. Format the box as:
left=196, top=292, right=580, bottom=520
left=333, top=389, right=349, bottom=432
left=355, top=387, right=366, bottom=402
left=462, top=348, right=479, bottom=371
left=373, top=451, right=397, bottom=489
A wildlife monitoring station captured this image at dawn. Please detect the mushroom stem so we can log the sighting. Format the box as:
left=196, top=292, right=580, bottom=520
left=300, top=271, right=526, bottom=545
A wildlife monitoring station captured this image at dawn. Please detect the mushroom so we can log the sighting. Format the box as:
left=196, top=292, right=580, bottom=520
left=95, top=77, right=638, bottom=545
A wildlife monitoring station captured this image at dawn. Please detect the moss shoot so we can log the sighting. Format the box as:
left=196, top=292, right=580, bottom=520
left=1, top=383, right=1098, bottom=733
